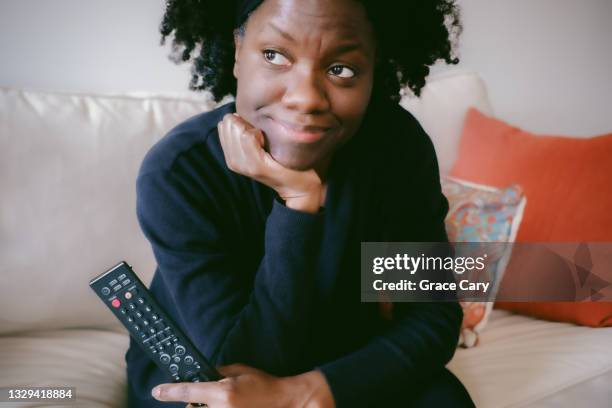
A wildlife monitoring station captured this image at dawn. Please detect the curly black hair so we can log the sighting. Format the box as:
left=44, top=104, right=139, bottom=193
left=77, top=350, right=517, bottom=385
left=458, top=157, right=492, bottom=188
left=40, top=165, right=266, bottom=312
left=160, top=0, right=462, bottom=103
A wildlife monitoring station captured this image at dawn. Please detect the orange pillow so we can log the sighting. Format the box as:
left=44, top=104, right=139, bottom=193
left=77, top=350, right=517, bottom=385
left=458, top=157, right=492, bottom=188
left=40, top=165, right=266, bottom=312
left=450, top=108, right=612, bottom=327
left=492, top=302, right=612, bottom=327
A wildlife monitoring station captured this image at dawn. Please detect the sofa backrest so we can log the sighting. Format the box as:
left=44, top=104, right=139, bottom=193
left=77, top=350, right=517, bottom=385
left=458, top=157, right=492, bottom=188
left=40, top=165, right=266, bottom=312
left=400, top=70, right=493, bottom=175
left=0, top=88, right=219, bottom=334
left=0, top=71, right=492, bottom=334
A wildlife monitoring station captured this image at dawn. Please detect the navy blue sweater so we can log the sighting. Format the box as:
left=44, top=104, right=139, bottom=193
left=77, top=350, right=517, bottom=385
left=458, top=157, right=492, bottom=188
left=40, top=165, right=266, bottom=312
left=126, top=99, right=462, bottom=407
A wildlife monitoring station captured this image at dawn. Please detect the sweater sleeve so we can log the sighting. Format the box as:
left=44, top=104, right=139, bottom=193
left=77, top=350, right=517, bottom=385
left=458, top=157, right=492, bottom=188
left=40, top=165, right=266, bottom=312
left=136, top=169, right=323, bottom=376
left=317, top=121, right=463, bottom=407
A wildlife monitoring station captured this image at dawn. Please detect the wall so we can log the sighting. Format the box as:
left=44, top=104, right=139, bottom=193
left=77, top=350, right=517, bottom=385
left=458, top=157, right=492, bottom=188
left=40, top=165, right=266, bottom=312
left=1, top=0, right=610, bottom=136
left=0, top=0, right=186, bottom=94
left=447, top=0, right=612, bottom=135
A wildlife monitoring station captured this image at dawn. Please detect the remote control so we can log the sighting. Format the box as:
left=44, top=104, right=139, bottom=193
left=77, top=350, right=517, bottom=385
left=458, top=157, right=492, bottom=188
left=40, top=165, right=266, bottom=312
left=90, top=261, right=222, bottom=399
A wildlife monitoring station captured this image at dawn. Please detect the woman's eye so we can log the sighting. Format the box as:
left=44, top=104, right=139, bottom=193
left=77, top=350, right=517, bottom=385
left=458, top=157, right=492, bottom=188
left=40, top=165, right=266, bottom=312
left=262, top=51, right=355, bottom=78
left=263, top=49, right=290, bottom=66
left=329, top=65, right=356, bottom=78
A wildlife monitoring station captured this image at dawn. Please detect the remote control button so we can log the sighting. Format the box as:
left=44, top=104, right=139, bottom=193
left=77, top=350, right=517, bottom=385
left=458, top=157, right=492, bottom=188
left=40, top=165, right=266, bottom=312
left=111, top=299, right=121, bottom=308
left=135, top=312, right=142, bottom=318
left=159, top=354, right=171, bottom=364
left=128, top=303, right=136, bottom=310
left=140, top=333, right=147, bottom=339
left=127, top=317, right=134, bottom=323
left=143, top=320, right=149, bottom=326
left=137, top=297, right=144, bottom=304
left=101, top=287, right=111, bottom=296
left=173, top=356, right=181, bottom=363
left=113, top=284, right=122, bottom=292
left=133, top=325, right=140, bottom=331
left=151, top=314, right=158, bottom=320
left=149, top=328, right=156, bottom=334
left=169, top=364, right=179, bottom=374
left=124, top=292, right=132, bottom=299
left=122, top=279, right=131, bottom=286
left=184, top=356, right=194, bottom=365
left=164, top=340, right=172, bottom=347
left=175, top=345, right=186, bottom=355
left=109, top=279, right=118, bottom=286
left=118, top=273, right=126, bottom=280
left=120, top=308, right=127, bottom=314
left=145, top=306, right=152, bottom=313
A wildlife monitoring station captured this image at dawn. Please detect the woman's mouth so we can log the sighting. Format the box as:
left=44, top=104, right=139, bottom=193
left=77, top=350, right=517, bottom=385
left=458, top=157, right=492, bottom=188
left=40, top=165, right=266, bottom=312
left=268, top=117, right=331, bottom=144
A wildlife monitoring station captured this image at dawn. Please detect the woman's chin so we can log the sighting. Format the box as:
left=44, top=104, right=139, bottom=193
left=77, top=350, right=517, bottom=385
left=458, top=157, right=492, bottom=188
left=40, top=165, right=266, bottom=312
left=267, top=146, right=317, bottom=171
left=271, top=154, right=313, bottom=171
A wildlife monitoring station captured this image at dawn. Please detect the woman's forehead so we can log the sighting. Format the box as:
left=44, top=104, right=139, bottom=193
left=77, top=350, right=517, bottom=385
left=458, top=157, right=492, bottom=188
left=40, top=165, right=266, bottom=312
left=250, top=0, right=375, bottom=48
left=265, top=0, right=364, bottom=19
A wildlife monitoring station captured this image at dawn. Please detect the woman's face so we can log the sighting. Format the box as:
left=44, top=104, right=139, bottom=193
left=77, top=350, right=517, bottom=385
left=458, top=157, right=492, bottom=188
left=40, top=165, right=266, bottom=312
left=233, top=0, right=377, bottom=172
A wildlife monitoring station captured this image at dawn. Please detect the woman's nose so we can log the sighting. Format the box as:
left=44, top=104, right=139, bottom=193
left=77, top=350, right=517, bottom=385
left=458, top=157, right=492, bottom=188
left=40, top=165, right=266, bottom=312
left=281, top=69, right=330, bottom=114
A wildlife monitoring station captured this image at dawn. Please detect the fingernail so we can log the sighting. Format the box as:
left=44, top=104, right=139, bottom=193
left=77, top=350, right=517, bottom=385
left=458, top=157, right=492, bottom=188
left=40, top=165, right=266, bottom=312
left=151, top=386, right=160, bottom=399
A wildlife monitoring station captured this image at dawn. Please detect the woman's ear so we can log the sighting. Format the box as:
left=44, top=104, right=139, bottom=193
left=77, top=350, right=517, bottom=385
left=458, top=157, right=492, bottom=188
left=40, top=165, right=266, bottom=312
left=233, top=31, right=243, bottom=79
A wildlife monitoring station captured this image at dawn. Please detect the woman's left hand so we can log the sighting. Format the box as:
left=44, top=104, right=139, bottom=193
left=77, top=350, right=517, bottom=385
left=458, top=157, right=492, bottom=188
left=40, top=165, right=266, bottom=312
left=151, top=364, right=291, bottom=408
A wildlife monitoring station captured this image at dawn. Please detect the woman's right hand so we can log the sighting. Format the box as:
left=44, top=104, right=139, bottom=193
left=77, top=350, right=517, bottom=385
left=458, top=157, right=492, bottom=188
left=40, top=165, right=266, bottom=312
left=218, top=113, right=326, bottom=213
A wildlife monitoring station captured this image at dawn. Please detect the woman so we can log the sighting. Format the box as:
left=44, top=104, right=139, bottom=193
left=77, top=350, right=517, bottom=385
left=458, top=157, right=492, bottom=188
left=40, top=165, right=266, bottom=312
left=127, top=0, right=474, bottom=406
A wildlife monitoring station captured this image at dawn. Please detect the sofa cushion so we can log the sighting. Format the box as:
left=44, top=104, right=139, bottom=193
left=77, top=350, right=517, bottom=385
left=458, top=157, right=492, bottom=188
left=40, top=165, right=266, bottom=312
left=449, top=309, right=612, bottom=407
left=441, top=177, right=526, bottom=347
left=451, top=107, right=612, bottom=242
left=450, top=108, right=612, bottom=326
left=0, top=87, right=217, bottom=334
left=0, top=329, right=129, bottom=407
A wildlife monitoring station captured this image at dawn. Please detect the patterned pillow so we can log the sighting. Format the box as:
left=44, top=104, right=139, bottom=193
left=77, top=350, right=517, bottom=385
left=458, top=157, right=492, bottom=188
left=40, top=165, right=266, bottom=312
left=441, top=177, right=526, bottom=347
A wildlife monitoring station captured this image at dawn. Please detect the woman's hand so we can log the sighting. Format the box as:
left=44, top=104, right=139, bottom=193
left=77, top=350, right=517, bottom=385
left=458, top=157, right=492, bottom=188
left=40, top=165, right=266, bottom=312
left=151, top=364, right=335, bottom=408
left=217, top=113, right=326, bottom=213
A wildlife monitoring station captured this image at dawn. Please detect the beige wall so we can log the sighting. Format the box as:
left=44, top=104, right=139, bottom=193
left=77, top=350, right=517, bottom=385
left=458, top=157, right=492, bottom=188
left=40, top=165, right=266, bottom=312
left=443, top=0, right=612, bottom=136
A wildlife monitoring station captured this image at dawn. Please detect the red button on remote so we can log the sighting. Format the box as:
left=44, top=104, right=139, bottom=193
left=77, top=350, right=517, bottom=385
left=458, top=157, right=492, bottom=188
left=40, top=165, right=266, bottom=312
left=111, top=299, right=121, bottom=308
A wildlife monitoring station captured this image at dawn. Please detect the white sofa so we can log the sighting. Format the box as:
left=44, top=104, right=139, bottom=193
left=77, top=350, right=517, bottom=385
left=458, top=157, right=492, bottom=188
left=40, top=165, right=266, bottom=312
left=2, top=72, right=611, bottom=407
